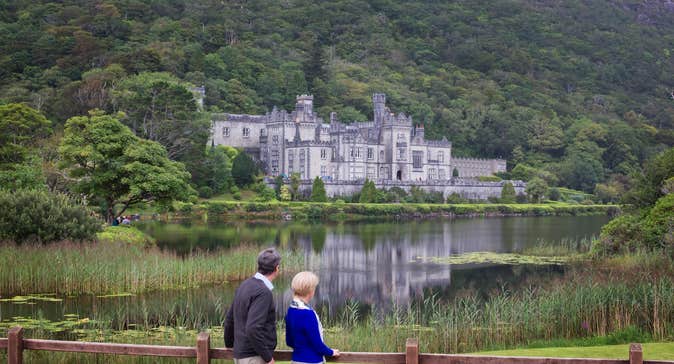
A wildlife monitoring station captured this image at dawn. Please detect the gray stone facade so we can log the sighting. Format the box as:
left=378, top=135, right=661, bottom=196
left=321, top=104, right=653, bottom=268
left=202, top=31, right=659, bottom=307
left=209, top=93, right=507, bottom=184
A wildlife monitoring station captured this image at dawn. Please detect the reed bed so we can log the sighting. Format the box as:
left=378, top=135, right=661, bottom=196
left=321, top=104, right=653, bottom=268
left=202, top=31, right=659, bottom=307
left=0, top=241, right=301, bottom=295
left=318, top=275, right=674, bottom=354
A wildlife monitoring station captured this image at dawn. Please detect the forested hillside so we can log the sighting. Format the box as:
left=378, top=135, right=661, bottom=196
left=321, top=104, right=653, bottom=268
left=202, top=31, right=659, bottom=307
left=1, top=0, right=673, bottom=194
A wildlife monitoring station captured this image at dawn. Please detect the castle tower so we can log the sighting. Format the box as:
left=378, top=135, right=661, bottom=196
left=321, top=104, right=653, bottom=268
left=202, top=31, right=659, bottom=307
left=373, top=93, right=386, bottom=125
left=296, top=94, right=314, bottom=116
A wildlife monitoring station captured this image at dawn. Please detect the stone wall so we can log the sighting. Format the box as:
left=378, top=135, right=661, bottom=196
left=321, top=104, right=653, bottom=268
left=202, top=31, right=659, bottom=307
left=270, top=178, right=526, bottom=200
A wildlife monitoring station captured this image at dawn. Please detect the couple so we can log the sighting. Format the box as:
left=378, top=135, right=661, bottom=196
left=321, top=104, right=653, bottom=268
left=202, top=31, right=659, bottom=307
left=224, top=248, right=340, bottom=364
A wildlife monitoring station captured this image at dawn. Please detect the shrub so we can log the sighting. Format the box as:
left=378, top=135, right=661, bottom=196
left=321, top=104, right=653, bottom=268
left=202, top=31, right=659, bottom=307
left=279, top=185, right=292, bottom=201
left=232, top=191, right=242, bottom=200
left=311, top=177, right=328, bottom=202
left=256, top=186, right=276, bottom=202
left=230, top=185, right=239, bottom=194
left=198, top=186, right=213, bottom=198
left=0, top=189, right=101, bottom=243
left=549, top=187, right=561, bottom=201
left=500, top=182, right=516, bottom=203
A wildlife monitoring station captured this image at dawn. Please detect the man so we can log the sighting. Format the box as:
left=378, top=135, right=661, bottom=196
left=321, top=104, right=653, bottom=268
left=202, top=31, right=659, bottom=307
left=225, top=248, right=282, bottom=364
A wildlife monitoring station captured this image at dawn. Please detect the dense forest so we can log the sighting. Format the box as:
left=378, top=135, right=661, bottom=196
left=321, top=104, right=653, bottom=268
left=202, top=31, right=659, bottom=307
left=1, top=0, right=673, bottom=195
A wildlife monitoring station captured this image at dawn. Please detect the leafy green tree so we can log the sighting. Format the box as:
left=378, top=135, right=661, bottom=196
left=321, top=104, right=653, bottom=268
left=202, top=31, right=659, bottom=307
left=624, top=147, right=674, bottom=208
left=112, top=72, right=210, bottom=160
left=359, top=179, right=377, bottom=203
left=500, top=182, right=516, bottom=203
left=231, top=152, right=258, bottom=187
left=59, top=111, right=194, bottom=223
left=311, top=176, right=327, bottom=202
left=0, top=103, right=51, bottom=166
left=526, top=177, right=548, bottom=203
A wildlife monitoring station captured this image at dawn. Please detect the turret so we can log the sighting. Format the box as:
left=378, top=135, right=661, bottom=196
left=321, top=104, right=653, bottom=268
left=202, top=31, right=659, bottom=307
left=296, top=94, right=314, bottom=116
left=373, top=93, right=386, bottom=125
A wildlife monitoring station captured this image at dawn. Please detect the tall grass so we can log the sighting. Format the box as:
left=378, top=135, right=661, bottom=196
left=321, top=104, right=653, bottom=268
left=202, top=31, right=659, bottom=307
left=0, top=241, right=301, bottom=295
left=522, top=237, right=596, bottom=256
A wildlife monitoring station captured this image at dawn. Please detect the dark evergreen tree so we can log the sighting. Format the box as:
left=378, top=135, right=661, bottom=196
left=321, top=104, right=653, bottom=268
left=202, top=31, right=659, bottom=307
left=231, top=152, right=258, bottom=187
left=311, top=176, right=327, bottom=202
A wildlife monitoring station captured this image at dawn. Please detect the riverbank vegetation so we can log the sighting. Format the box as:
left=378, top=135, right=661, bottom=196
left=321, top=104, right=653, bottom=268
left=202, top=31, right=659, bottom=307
left=176, top=199, right=617, bottom=221
left=0, top=241, right=300, bottom=296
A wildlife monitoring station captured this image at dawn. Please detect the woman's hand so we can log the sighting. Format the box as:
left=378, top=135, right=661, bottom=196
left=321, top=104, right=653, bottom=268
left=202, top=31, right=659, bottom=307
left=332, top=349, right=341, bottom=357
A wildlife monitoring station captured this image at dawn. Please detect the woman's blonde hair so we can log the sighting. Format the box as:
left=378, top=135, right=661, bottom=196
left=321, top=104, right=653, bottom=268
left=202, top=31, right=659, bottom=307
left=291, top=271, right=319, bottom=297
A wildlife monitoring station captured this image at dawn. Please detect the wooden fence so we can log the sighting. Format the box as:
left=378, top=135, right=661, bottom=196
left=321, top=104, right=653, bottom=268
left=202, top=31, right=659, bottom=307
left=2, top=326, right=674, bottom=364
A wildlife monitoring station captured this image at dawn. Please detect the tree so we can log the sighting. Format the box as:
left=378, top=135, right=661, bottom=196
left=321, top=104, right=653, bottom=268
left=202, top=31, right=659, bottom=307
left=526, top=177, right=548, bottom=203
left=500, top=182, right=516, bottom=203
left=231, top=152, right=258, bottom=187
left=0, top=103, right=51, bottom=166
left=311, top=176, right=327, bottom=202
left=0, top=103, right=52, bottom=190
left=279, top=185, right=292, bottom=201
left=59, top=111, right=194, bottom=223
left=274, top=175, right=284, bottom=198
left=624, top=147, right=674, bottom=208
left=290, top=173, right=301, bottom=200
left=112, top=72, right=210, bottom=160
left=359, top=179, right=377, bottom=203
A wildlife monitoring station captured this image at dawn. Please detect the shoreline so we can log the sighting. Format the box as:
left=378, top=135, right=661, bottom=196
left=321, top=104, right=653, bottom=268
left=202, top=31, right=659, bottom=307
left=169, top=201, right=620, bottom=222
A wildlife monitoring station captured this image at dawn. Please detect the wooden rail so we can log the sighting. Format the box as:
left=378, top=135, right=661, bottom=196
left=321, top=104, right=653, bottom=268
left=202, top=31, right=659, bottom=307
left=2, top=326, right=673, bottom=364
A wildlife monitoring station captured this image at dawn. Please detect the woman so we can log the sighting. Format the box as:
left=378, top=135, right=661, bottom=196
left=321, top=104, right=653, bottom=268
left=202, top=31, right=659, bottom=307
left=286, top=271, right=340, bottom=363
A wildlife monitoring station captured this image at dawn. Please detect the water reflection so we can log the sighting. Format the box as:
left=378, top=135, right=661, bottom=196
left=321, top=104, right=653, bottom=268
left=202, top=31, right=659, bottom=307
left=1, top=216, right=609, bottom=331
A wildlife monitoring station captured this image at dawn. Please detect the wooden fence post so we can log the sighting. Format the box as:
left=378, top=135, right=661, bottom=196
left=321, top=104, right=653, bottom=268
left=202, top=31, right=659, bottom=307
left=196, top=332, right=211, bottom=364
left=629, top=343, right=643, bottom=364
left=405, top=338, right=419, bottom=364
left=8, top=326, right=24, bottom=364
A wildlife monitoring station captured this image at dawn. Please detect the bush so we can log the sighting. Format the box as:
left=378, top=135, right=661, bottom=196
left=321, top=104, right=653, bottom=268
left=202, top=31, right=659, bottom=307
left=548, top=187, right=561, bottom=201
left=0, top=189, right=101, bottom=243
left=198, top=186, right=213, bottom=198
left=230, top=185, right=239, bottom=194
left=501, top=182, right=517, bottom=203
left=232, top=191, right=242, bottom=200
left=256, top=186, right=276, bottom=202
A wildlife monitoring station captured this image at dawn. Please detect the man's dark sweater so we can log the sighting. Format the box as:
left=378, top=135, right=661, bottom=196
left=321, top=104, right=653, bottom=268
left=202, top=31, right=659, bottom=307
left=224, top=277, right=277, bottom=362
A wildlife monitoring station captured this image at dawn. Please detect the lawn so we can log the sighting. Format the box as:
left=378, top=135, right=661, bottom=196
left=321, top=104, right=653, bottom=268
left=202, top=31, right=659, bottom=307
left=475, top=342, right=674, bottom=360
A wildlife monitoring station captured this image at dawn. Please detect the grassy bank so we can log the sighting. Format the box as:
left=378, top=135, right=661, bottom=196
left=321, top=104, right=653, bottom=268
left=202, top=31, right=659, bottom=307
left=0, top=241, right=301, bottom=296
left=476, top=342, right=674, bottom=360
left=173, top=200, right=618, bottom=221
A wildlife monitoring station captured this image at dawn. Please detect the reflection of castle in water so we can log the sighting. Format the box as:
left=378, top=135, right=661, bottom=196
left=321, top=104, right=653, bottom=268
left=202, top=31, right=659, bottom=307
left=290, top=221, right=503, bottom=310
left=271, top=215, right=609, bottom=315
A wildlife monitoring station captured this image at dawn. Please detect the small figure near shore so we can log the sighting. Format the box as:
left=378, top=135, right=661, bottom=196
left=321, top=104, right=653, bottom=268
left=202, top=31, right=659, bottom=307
left=285, top=271, right=340, bottom=364
left=121, top=216, right=131, bottom=225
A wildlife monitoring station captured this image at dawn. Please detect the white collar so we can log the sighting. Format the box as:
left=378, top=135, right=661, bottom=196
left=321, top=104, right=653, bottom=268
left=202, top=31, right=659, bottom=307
left=254, top=272, right=274, bottom=291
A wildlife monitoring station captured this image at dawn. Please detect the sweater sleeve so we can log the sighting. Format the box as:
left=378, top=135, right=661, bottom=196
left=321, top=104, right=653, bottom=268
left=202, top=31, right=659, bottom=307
left=285, top=312, right=294, bottom=349
left=224, top=305, right=235, bottom=348
left=302, top=310, right=334, bottom=357
left=245, top=291, right=275, bottom=362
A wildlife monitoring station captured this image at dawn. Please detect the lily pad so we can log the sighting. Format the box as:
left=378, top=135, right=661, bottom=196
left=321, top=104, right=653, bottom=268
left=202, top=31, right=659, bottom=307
left=414, top=252, right=570, bottom=265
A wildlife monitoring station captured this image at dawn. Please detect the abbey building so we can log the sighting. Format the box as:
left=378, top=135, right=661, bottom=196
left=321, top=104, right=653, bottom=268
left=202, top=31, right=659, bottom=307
left=209, top=93, right=506, bottom=182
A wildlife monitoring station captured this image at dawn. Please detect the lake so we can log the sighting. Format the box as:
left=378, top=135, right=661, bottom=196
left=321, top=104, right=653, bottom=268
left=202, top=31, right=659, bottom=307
left=0, top=215, right=611, bottom=334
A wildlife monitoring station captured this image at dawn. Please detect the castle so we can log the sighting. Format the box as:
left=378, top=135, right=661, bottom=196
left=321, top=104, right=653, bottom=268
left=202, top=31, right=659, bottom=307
left=209, top=93, right=506, bottom=183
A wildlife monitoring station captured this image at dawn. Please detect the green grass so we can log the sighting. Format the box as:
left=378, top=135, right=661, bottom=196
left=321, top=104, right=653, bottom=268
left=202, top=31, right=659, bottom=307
left=0, top=241, right=301, bottom=295
left=476, top=342, right=674, bottom=360
left=96, top=226, right=156, bottom=245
